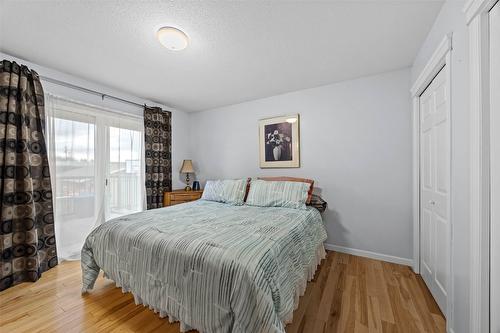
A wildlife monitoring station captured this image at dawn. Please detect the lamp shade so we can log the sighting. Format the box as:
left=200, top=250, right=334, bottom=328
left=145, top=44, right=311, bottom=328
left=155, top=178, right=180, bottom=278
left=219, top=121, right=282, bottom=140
left=180, top=159, right=194, bottom=173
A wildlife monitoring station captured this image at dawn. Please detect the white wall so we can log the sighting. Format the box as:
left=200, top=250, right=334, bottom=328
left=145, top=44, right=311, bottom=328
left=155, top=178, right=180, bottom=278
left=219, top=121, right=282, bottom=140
left=189, top=68, right=413, bottom=262
left=0, top=52, right=191, bottom=189
left=410, top=1, right=469, bottom=332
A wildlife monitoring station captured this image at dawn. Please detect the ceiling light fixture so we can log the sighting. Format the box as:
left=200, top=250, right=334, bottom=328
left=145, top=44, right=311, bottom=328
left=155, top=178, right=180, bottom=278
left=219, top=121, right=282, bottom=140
left=157, top=26, right=189, bottom=51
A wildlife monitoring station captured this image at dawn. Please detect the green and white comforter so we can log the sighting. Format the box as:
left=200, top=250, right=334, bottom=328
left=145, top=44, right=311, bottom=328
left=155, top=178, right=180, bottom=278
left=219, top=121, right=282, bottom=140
left=81, top=200, right=327, bottom=333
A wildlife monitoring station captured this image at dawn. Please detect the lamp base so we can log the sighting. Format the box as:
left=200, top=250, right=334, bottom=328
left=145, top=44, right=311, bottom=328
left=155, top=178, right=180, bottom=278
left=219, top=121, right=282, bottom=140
left=184, top=173, right=192, bottom=191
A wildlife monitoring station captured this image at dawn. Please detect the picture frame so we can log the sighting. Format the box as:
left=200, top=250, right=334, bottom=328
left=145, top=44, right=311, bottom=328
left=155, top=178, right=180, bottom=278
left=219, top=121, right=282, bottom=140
left=259, top=114, right=300, bottom=168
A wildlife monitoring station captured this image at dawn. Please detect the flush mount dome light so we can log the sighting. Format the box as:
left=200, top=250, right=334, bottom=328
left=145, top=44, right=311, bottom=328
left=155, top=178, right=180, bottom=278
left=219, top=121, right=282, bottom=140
left=157, top=27, right=189, bottom=51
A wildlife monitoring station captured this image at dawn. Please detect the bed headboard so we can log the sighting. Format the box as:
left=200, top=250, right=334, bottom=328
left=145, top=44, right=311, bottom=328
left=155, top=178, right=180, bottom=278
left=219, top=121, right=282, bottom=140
left=257, top=177, right=314, bottom=204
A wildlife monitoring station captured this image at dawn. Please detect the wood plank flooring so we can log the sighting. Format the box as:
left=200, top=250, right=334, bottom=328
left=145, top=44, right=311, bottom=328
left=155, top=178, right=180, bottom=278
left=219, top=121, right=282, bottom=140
left=0, top=251, right=445, bottom=333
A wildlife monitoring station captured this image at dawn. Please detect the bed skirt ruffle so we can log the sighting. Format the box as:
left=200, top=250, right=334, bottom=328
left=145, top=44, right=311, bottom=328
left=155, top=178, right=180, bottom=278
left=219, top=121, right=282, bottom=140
left=93, top=243, right=326, bottom=332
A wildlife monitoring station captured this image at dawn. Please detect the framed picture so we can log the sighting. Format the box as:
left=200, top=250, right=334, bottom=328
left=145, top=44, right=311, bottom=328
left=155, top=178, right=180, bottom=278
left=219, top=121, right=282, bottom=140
left=259, top=114, right=300, bottom=168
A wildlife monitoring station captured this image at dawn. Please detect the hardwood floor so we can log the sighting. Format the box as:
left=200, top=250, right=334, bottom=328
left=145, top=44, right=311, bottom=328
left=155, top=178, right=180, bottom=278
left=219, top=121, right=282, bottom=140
left=0, top=251, right=445, bottom=333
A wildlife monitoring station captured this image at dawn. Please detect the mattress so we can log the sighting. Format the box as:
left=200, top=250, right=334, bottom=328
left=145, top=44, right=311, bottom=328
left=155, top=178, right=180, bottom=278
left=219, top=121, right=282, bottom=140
left=81, top=200, right=327, bottom=333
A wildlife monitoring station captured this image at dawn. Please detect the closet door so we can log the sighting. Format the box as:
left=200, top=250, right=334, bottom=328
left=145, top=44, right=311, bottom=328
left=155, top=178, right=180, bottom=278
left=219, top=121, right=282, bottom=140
left=420, top=67, right=449, bottom=314
left=490, top=2, right=500, bottom=331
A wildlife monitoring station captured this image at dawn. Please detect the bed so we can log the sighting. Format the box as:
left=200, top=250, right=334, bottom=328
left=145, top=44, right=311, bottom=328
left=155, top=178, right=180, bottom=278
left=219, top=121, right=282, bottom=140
left=81, top=199, right=327, bottom=333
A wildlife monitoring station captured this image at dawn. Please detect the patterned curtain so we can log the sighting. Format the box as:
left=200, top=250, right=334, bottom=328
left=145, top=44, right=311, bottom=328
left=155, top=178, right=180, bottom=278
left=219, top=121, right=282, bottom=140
left=0, top=60, right=57, bottom=291
left=144, top=106, right=172, bottom=209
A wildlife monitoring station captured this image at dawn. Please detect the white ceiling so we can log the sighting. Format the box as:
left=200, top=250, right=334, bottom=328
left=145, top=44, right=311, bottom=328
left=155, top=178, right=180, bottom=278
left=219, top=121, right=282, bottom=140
left=0, top=1, right=443, bottom=112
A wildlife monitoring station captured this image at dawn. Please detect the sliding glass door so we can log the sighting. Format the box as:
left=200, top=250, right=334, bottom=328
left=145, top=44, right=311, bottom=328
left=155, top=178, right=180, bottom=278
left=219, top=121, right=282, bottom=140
left=52, top=111, right=97, bottom=260
left=106, top=126, right=143, bottom=219
left=46, top=96, right=144, bottom=260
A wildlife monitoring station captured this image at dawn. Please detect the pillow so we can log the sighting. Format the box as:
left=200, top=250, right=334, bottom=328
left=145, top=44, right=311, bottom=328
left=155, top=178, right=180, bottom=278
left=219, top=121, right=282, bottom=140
left=245, top=179, right=310, bottom=209
left=258, top=177, right=314, bottom=204
left=201, top=179, right=247, bottom=205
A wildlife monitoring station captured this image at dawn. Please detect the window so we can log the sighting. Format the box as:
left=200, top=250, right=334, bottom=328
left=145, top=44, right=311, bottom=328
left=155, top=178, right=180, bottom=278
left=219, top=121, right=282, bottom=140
left=46, top=95, right=145, bottom=260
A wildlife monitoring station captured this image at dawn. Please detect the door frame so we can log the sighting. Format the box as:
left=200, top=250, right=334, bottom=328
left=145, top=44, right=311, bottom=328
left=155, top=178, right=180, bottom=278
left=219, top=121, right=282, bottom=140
left=463, top=0, right=497, bottom=332
left=410, top=33, right=453, bottom=329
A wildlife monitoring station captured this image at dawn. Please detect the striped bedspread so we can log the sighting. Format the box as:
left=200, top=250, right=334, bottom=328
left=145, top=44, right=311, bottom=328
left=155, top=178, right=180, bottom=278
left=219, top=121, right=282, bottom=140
left=81, top=200, right=327, bottom=333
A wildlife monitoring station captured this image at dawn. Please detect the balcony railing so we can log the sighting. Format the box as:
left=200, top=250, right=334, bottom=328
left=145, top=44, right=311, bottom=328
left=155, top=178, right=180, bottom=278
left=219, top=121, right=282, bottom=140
left=108, top=173, right=141, bottom=211
left=56, top=173, right=141, bottom=218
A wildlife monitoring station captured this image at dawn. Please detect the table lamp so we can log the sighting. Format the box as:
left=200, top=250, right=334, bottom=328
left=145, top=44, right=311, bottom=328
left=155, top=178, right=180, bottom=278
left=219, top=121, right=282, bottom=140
left=180, top=159, right=194, bottom=191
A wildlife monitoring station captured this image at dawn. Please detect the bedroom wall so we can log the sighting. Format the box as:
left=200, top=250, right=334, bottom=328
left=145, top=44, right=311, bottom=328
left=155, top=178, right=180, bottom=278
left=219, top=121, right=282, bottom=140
left=189, top=68, right=413, bottom=263
left=411, top=1, right=469, bottom=332
left=0, top=51, right=191, bottom=189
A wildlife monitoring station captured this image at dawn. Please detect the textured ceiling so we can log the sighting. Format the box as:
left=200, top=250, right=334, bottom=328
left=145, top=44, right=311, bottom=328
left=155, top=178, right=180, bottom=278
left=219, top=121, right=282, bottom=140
left=0, top=1, right=443, bottom=112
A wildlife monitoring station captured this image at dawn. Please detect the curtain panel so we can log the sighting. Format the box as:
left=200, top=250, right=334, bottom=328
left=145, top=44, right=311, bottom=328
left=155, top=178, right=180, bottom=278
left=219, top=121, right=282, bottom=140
left=144, top=106, right=172, bottom=209
left=45, top=95, right=146, bottom=260
left=0, top=60, right=57, bottom=291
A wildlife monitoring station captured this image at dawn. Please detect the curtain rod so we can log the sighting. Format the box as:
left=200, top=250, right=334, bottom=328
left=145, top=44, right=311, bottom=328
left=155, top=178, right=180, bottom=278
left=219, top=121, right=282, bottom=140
left=40, top=75, right=147, bottom=109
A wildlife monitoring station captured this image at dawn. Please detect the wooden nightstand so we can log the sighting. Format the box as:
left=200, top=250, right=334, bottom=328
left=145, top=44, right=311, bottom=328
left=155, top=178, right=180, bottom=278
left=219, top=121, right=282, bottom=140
left=163, top=189, right=203, bottom=207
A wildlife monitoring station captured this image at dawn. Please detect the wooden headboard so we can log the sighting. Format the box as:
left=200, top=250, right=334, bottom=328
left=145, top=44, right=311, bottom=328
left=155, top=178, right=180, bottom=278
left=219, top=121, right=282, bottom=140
left=257, top=177, right=314, bottom=204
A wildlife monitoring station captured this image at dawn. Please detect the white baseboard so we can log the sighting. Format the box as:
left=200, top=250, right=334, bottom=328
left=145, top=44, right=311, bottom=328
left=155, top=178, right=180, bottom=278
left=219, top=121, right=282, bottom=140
left=324, top=243, right=413, bottom=266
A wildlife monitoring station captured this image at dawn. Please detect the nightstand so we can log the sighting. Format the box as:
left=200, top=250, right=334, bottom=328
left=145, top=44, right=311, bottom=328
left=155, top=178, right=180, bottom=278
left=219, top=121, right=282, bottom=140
left=163, top=189, right=203, bottom=207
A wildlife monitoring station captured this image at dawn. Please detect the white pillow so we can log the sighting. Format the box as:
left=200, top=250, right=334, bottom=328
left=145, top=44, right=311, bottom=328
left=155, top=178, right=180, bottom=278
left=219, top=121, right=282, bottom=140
left=245, top=179, right=309, bottom=209
left=201, top=179, right=247, bottom=205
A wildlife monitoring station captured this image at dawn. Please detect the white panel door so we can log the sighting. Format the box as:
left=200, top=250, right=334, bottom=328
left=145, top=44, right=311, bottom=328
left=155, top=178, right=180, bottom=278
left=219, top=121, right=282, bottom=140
left=490, top=2, right=500, bottom=332
left=420, top=67, right=449, bottom=314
